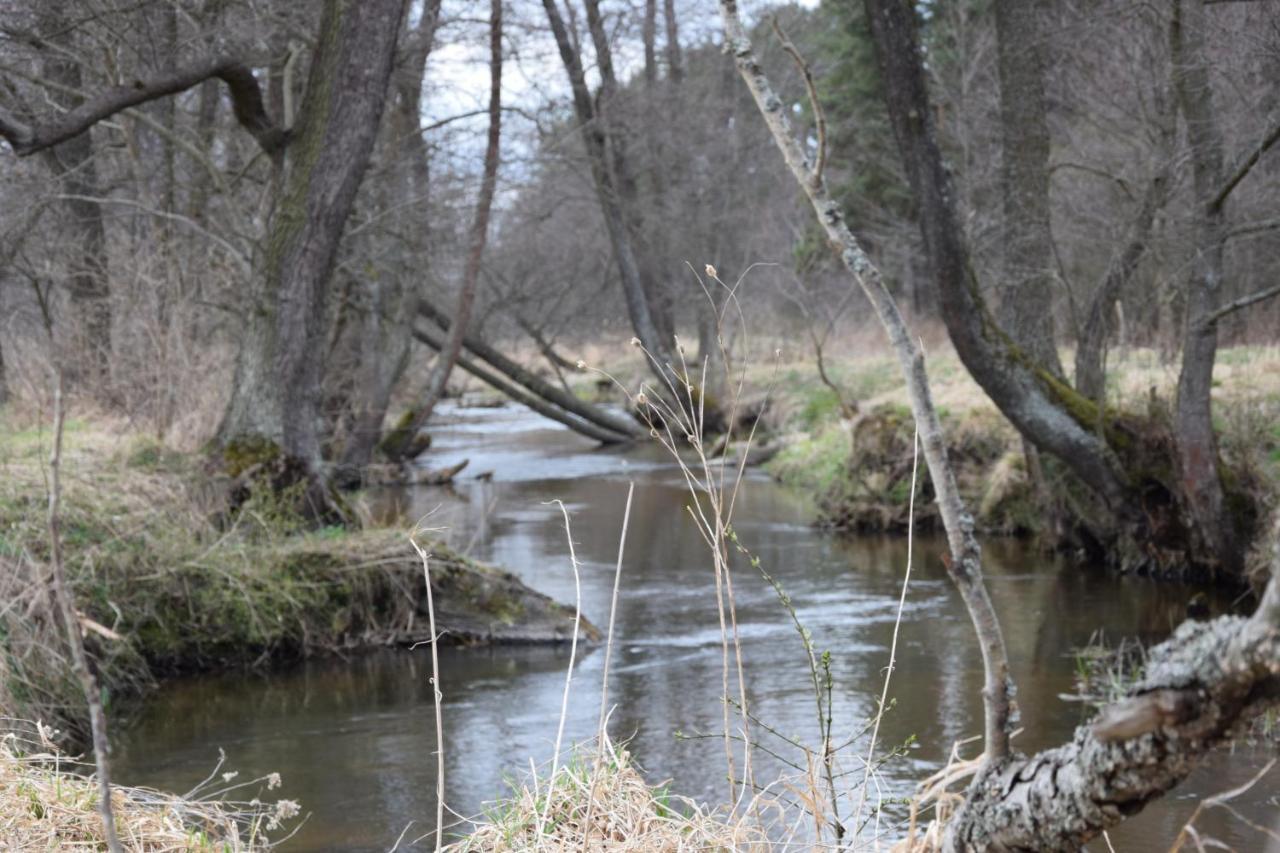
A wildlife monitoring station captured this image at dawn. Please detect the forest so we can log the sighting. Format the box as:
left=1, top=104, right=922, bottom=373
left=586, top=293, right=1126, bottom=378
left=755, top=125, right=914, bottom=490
left=0, top=0, right=1278, bottom=850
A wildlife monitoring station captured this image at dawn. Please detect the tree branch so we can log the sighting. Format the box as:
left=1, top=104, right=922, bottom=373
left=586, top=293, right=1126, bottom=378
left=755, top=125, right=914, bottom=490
left=1203, top=283, right=1280, bottom=326
left=1209, top=117, right=1280, bottom=212
left=0, top=56, right=287, bottom=157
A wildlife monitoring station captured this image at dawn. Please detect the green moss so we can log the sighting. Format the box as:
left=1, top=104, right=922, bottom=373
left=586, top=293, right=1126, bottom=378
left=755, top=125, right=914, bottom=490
left=220, top=435, right=282, bottom=478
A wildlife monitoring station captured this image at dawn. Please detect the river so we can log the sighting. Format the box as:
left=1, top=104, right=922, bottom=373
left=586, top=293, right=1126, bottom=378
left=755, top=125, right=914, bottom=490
left=115, top=402, right=1277, bottom=851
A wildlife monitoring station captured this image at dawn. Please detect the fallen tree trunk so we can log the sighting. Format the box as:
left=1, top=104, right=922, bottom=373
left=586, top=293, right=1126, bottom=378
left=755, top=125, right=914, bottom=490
left=950, top=570, right=1279, bottom=850
left=410, top=322, right=633, bottom=445
left=415, top=297, right=645, bottom=439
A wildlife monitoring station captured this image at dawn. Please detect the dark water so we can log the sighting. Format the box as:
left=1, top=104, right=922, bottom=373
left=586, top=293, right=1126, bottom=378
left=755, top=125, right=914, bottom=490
left=116, top=403, right=1278, bottom=851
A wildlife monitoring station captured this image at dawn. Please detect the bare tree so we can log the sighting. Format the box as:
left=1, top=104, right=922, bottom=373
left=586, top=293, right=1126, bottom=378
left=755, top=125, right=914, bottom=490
left=541, top=0, right=674, bottom=373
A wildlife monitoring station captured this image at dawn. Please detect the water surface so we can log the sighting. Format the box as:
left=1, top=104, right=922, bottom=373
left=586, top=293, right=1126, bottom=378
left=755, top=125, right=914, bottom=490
left=116, top=402, right=1278, bottom=851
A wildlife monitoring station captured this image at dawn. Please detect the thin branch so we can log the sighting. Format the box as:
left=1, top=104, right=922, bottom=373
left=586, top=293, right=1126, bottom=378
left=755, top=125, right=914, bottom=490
left=47, top=372, right=122, bottom=853
left=769, top=15, right=826, bottom=185
left=1203, top=283, right=1280, bottom=326
left=1209, top=117, right=1280, bottom=212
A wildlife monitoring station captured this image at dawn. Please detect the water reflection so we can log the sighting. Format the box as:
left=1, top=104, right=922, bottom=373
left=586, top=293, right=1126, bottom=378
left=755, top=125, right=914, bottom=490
left=115, top=403, right=1277, bottom=851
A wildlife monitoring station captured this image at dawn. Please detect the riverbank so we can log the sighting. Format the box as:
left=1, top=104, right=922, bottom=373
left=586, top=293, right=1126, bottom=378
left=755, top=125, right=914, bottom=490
left=760, top=345, right=1280, bottom=552
left=0, top=416, right=594, bottom=748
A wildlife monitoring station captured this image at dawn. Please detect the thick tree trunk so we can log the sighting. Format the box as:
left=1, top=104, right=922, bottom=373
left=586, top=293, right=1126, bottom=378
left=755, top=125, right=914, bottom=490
left=216, top=0, right=405, bottom=469
left=383, top=0, right=502, bottom=464
left=337, top=0, right=442, bottom=472
left=994, top=0, right=1062, bottom=377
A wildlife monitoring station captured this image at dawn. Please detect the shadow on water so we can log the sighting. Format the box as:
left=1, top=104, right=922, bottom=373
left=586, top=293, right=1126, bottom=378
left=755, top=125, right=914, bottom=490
left=115, top=403, right=1278, bottom=851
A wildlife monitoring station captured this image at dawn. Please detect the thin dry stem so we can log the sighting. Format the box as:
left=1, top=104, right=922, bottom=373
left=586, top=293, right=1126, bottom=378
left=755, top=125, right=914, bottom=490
left=409, top=531, right=447, bottom=853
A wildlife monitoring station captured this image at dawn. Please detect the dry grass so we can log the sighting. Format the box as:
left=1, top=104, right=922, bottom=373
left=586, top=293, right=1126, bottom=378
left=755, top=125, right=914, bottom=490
left=446, top=740, right=770, bottom=852
left=0, top=721, right=296, bottom=851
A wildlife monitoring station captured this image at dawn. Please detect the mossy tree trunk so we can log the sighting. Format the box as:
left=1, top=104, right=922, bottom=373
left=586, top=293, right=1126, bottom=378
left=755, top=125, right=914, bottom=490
left=215, top=0, right=406, bottom=472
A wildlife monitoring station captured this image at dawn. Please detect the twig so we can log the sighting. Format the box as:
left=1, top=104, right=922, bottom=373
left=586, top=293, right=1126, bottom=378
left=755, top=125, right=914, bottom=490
left=770, top=15, right=826, bottom=185
left=581, top=481, right=634, bottom=851
left=855, top=422, right=919, bottom=839
left=408, top=532, right=446, bottom=853
left=540, top=499, right=583, bottom=840
left=46, top=371, right=122, bottom=853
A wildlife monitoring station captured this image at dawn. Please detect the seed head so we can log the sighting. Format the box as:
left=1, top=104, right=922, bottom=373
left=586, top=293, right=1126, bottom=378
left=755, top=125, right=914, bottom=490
left=705, top=264, right=718, bottom=278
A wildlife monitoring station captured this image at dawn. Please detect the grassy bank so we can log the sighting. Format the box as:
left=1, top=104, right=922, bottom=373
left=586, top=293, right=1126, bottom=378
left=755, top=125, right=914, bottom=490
left=0, top=416, right=592, bottom=747
left=761, top=345, right=1280, bottom=539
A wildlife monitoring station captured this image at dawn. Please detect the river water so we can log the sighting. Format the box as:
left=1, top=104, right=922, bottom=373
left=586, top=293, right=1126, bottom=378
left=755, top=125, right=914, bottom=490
left=116, top=402, right=1277, bottom=851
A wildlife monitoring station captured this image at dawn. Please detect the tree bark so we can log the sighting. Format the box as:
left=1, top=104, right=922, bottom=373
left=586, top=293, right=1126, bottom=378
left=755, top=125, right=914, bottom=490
left=216, top=0, right=406, bottom=470
left=338, top=0, right=442, bottom=472
left=383, top=0, right=502, bottom=463
left=994, top=0, right=1062, bottom=377
left=947, top=567, right=1280, bottom=850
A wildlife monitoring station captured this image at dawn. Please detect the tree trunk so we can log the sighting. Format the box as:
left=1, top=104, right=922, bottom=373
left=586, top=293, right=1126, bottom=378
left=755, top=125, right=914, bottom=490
left=337, top=0, right=442, bottom=472
left=1074, top=163, right=1171, bottom=402
left=862, top=0, right=1131, bottom=512
left=1170, top=0, right=1241, bottom=578
left=216, top=0, right=406, bottom=470
left=663, top=0, right=683, bottom=82
left=643, top=0, right=658, bottom=87
left=994, top=0, right=1062, bottom=377
left=383, top=0, right=502, bottom=463
left=541, top=0, right=674, bottom=371
left=859, top=0, right=1265, bottom=577
left=38, top=2, right=112, bottom=388
left=410, top=322, right=632, bottom=445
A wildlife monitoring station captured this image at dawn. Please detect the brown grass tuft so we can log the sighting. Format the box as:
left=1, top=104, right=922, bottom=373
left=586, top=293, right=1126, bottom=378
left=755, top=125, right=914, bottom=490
left=0, top=721, right=296, bottom=850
